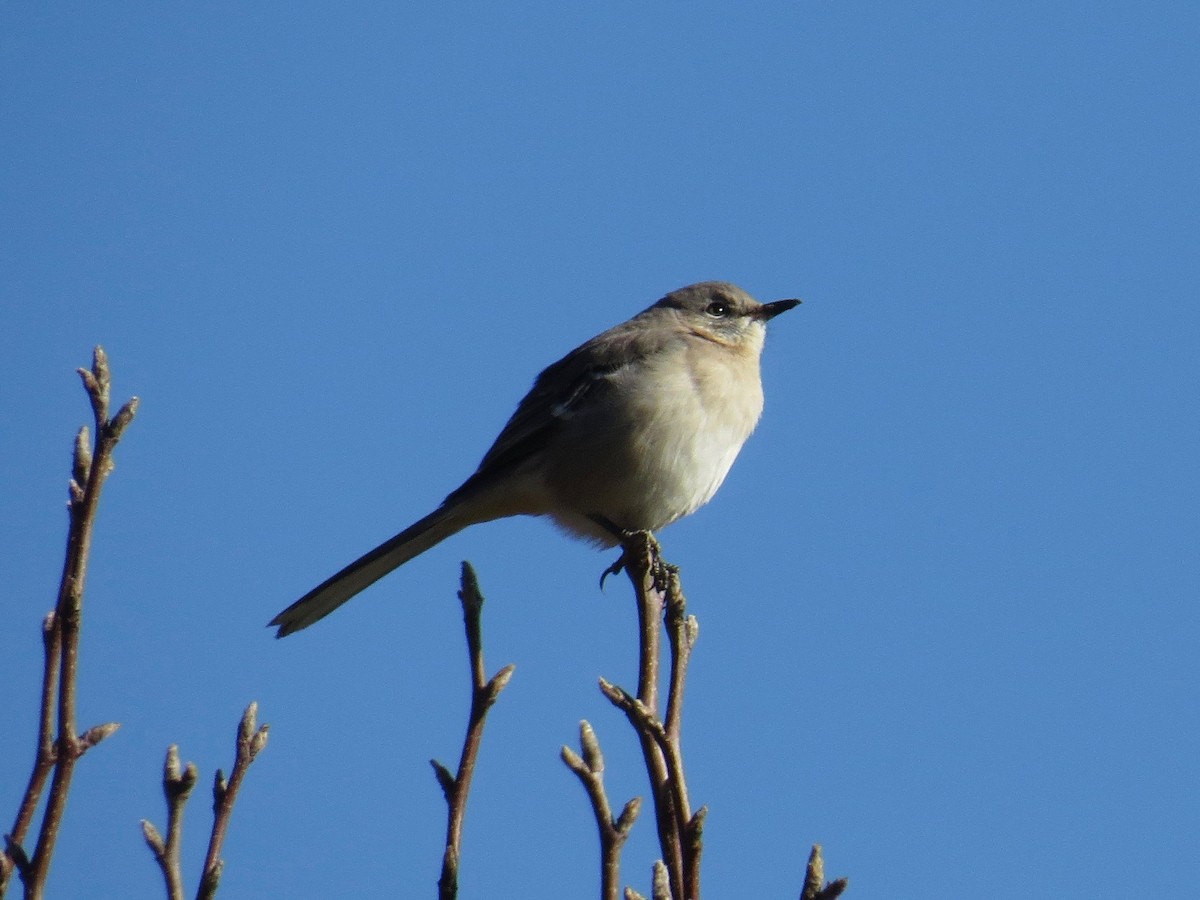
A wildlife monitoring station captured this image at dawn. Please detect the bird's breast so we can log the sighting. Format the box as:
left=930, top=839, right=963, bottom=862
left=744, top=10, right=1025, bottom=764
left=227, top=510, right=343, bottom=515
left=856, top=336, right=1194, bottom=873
left=543, top=340, right=765, bottom=536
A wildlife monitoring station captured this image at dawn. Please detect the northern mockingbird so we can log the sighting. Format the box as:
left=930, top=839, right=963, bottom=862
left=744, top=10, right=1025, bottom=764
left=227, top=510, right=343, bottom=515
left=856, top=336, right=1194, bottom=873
left=271, top=281, right=799, bottom=637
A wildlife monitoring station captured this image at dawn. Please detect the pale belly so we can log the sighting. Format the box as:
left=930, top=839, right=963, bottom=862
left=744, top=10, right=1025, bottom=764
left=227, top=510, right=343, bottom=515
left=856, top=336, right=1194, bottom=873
left=542, top=351, right=764, bottom=541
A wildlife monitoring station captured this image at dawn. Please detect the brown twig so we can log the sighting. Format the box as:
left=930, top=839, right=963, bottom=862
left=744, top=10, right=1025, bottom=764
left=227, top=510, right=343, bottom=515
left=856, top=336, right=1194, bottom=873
left=141, top=747, right=200, bottom=900
left=2, top=348, right=132, bottom=900
left=800, top=844, right=848, bottom=900
left=661, top=571, right=704, bottom=894
left=596, top=679, right=699, bottom=884
left=140, top=703, right=268, bottom=900
left=576, top=534, right=703, bottom=898
left=613, top=533, right=687, bottom=898
left=197, top=703, right=270, bottom=900
left=618, top=533, right=709, bottom=899
left=587, top=534, right=848, bottom=898
left=661, top=571, right=695, bottom=754
left=561, top=721, right=641, bottom=900
left=432, top=563, right=515, bottom=900
left=2, top=614, right=62, bottom=893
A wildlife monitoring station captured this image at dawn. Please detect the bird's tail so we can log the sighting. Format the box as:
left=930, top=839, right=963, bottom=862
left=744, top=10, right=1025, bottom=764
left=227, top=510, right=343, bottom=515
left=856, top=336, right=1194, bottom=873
left=270, top=506, right=464, bottom=637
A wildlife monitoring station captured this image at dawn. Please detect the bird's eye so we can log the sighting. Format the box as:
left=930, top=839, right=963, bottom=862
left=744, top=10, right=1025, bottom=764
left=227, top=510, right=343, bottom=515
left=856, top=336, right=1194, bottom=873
left=705, top=300, right=730, bottom=317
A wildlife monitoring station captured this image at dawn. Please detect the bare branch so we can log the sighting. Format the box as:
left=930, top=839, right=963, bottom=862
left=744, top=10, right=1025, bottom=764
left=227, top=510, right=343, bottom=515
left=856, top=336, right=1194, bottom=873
left=662, top=574, right=696, bottom=749
left=611, top=533, right=685, bottom=898
left=562, top=721, right=641, bottom=900
left=142, top=746, right=199, bottom=900
left=4, top=348, right=135, bottom=899
left=2, top=614, right=61, bottom=894
left=434, top=563, right=515, bottom=900
left=197, top=702, right=269, bottom=900
left=6, top=351, right=273, bottom=900
left=801, top=844, right=848, bottom=900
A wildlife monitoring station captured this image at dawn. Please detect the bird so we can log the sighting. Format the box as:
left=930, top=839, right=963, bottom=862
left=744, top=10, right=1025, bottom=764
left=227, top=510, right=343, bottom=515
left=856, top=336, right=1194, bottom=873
left=270, top=281, right=799, bottom=637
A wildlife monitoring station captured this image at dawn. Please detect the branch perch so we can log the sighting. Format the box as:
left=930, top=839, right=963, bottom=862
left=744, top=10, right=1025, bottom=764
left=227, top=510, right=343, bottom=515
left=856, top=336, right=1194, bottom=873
left=614, top=533, right=699, bottom=900
left=578, top=533, right=844, bottom=899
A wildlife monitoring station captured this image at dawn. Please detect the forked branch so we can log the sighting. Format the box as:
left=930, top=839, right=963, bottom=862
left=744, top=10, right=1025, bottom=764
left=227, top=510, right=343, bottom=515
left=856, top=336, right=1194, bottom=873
left=141, top=703, right=269, bottom=900
left=432, top=563, right=515, bottom=900
left=561, top=721, right=641, bottom=900
left=2, top=348, right=132, bottom=900
left=574, top=533, right=846, bottom=899
left=801, top=844, right=848, bottom=900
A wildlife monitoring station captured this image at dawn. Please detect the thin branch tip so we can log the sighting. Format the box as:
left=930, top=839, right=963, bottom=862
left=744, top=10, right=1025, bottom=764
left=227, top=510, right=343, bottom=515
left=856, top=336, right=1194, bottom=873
left=181, top=762, right=200, bottom=791
left=238, top=702, right=259, bottom=740
left=250, top=725, right=270, bottom=756
left=489, top=663, right=516, bottom=692
left=112, top=396, right=139, bottom=431
left=72, top=427, right=92, bottom=485
left=458, top=559, right=482, bottom=599
left=616, top=797, right=642, bottom=832
left=430, top=759, right=455, bottom=800
left=803, top=844, right=848, bottom=900
left=651, top=860, right=671, bottom=900
left=579, top=721, right=603, bottom=772
left=79, top=721, right=120, bottom=748
left=140, top=820, right=165, bottom=854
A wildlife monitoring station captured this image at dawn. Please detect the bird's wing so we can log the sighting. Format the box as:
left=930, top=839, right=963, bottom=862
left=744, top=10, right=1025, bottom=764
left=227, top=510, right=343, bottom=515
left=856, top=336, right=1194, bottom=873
left=445, top=315, right=671, bottom=501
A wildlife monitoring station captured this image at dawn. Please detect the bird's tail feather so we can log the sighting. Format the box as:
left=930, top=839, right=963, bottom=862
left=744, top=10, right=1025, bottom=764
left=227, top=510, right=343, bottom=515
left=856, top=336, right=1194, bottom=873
left=270, top=506, right=463, bottom=637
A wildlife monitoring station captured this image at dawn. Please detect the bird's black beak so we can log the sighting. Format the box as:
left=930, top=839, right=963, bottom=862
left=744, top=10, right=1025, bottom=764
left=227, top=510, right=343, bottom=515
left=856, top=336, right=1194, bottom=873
left=756, top=298, right=801, bottom=321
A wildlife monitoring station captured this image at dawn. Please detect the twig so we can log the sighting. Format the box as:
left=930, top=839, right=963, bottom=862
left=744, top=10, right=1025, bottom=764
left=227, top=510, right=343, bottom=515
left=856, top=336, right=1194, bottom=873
left=141, top=747, right=199, bottom=900
left=661, top=571, right=696, bottom=754
left=561, top=721, right=641, bottom=900
left=2, top=615, right=62, bottom=893
left=596, top=680, right=697, bottom=877
left=432, top=563, right=515, bottom=900
left=197, top=703, right=270, bottom=900
left=2, top=348, right=132, bottom=900
left=800, top=844, right=848, bottom=900
left=661, top=572, right=704, bottom=894
left=613, top=533, right=686, bottom=898
left=614, top=533, right=710, bottom=899
left=140, top=703, right=268, bottom=900
left=588, top=534, right=848, bottom=899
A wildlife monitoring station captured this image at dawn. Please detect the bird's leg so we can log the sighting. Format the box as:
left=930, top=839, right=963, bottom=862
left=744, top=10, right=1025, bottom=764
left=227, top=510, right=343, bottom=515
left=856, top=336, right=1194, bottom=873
left=591, top=518, right=674, bottom=592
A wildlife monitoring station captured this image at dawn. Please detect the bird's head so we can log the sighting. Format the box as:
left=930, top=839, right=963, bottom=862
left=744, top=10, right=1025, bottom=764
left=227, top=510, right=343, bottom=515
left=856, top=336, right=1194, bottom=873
left=653, top=281, right=800, bottom=351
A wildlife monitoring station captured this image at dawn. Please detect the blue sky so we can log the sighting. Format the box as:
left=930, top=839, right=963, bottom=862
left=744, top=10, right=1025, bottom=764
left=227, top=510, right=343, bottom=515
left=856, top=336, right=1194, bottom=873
left=2, top=3, right=1197, bottom=898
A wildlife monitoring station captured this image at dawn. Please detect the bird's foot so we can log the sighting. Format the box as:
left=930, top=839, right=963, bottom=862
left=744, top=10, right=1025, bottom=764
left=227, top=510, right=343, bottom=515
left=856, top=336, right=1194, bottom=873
left=592, top=519, right=673, bottom=592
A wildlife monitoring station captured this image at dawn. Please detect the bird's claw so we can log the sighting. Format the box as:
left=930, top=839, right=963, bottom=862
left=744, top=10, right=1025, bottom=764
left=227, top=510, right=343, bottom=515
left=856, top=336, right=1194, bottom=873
left=599, top=552, right=627, bottom=589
